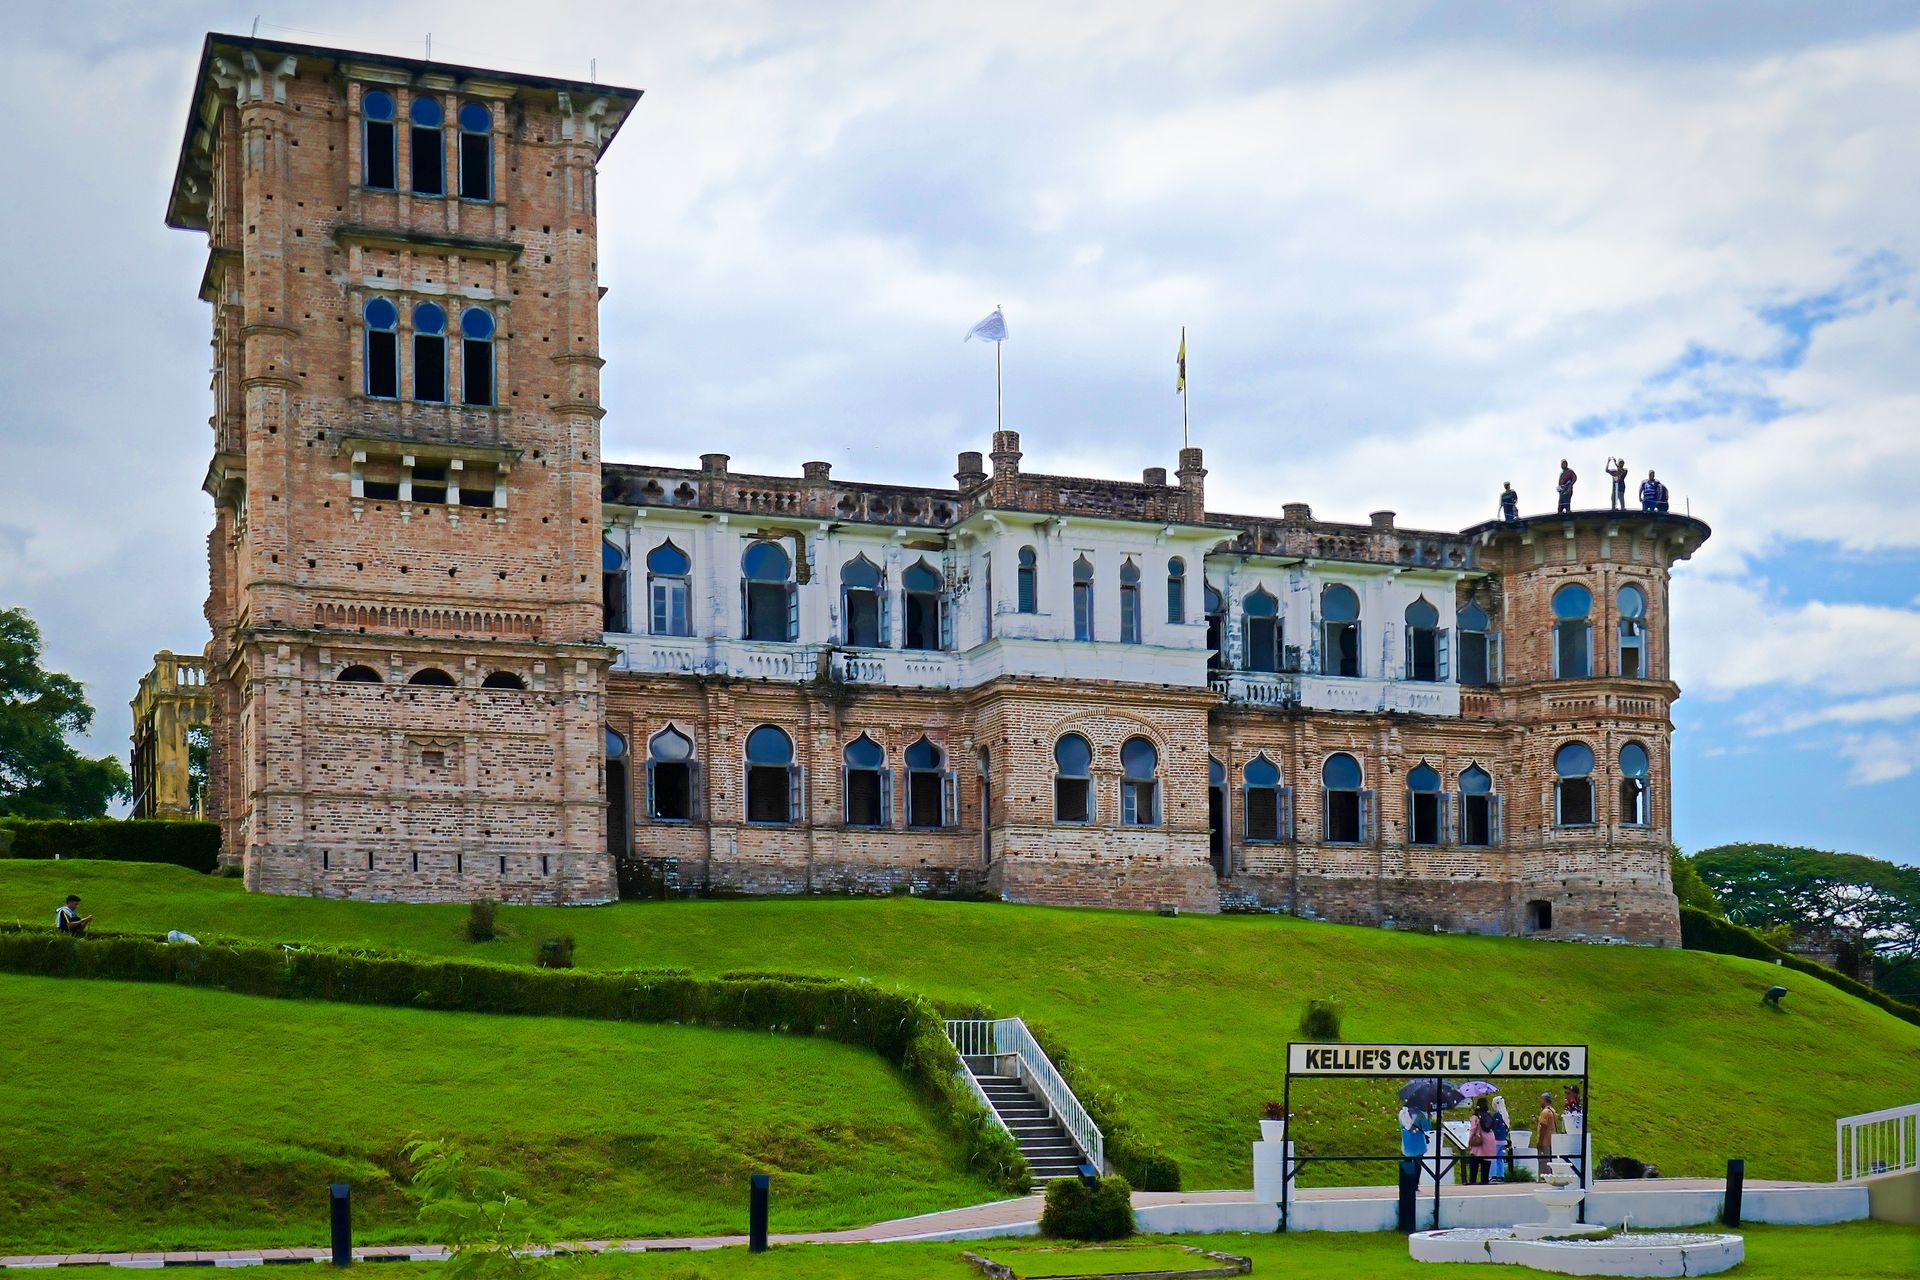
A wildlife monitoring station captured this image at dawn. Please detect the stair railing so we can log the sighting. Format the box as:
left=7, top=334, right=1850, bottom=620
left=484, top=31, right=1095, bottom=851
left=1837, top=1100, right=1919, bottom=1182
left=945, top=1017, right=1104, bottom=1174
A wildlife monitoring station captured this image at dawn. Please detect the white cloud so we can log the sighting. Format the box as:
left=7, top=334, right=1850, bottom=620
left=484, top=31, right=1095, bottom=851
left=1837, top=731, right=1920, bottom=786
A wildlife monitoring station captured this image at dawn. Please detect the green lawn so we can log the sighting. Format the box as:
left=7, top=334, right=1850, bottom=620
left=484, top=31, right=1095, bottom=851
left=18, top=1224, right=1920, bottom=1279
left=0, top=973, right=1000, bottom=1253
left=6, top=861, right=1919, bottom=1196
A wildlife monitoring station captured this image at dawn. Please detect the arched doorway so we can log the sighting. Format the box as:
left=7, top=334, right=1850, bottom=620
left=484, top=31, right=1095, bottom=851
left=978, top=747, right=992, bottom=864
left=1208, top=756, right=1227, bottom=876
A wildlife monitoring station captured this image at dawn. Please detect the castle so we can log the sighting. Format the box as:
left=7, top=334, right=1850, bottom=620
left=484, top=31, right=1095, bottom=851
left=163, top=33, right=1708, bottom=944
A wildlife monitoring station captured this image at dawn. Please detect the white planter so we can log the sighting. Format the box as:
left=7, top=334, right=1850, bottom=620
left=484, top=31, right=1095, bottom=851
left=1259, top=1119, right=1288, bottom=1142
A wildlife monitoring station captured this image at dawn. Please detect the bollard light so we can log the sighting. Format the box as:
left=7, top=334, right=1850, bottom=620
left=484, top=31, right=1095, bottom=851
left=749, top=1173, right=770, bottom=1253
left=329, top=1183, right=351, bottom=1267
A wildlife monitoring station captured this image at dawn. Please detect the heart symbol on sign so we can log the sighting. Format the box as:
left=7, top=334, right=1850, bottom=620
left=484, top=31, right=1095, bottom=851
left=1480, top=1049, right=1505, bottom=1072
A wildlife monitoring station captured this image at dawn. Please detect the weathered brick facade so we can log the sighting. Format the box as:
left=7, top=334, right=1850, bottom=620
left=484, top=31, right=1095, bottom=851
left=167, top=34, right=1708, bottom=943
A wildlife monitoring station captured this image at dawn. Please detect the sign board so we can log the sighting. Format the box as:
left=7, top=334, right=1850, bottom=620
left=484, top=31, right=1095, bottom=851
left=1286, top=1043, right=1586, bottom=1077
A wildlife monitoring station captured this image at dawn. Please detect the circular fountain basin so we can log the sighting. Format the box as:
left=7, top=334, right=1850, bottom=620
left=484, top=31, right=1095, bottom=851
left=1409, top=1228, right=1744, bottom=1277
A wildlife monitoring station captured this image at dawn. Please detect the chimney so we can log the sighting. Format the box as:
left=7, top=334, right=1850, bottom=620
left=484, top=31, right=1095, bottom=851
left=990, top=430, right=1022, bottom=476
left=1176, top=446, right=1206, bottom=521
left=1142, top=466, right=1168, bottom=486
left=1370, top=510, right=1396, bottom=530
left=1283, top=502, right=1312, bottom=523
left=802, top=460, right=832, bottom=482
left=699, top=453, right=730, bottom=474
left=955, top=451, right=986, bottom=490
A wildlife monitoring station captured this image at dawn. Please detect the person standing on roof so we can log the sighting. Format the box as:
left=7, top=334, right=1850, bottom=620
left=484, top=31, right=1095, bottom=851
left=1499, top=483, right=1520, bottom=523
left=1556, top=460, right=1577, bottom=514
left=1639, top=470, right=1661, bottom=512
left=1606, top=457, right=1629, bottom=511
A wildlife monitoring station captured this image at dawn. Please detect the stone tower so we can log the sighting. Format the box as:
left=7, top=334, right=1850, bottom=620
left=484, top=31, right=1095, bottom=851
left=165, top=34, right=641, bottom=901
left=1466, top=509, right=1710, bottom=942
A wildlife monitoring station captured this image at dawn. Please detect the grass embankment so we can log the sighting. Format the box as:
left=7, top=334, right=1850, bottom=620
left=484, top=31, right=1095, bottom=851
left=7, top=861, right=1920, bottom=1191
left=19, top=1224, right=1920, bottom=1280
left=0, top=974, right=999, bottom=1253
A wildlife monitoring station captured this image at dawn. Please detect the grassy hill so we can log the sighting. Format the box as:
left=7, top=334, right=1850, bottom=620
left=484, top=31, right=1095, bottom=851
left=0, top=972, right=1000, bottom=1253
left=7, top=860, right=1919, bottom=1199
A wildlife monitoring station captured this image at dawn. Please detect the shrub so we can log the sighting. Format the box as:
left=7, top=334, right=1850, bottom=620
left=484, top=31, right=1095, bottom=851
left=1679, top=907, right=1920, bottom=1029
left=1039, top=1174, right=1134, bottom=1241
left=535, top=935, right=575, bottom=969
left=0, top=819, right=220, bottom=873
left=217, top=862, right=245, bottom=879
left=1299, top=998, right=1342, bottom=1040
left=464, top=898, right=500, bottom=943
left=1009, top=1016, right=1181, bottom=1192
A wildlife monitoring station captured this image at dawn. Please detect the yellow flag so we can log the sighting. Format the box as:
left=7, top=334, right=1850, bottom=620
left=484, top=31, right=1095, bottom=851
left=1176, top=328, right=1186, bottom=394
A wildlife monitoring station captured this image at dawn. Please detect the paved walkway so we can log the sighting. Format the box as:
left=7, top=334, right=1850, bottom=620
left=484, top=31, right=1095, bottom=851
left=0, top=1179, right=1819, bottom=1268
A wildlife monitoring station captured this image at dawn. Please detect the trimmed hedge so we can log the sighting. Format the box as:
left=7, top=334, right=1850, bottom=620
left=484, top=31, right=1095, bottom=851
left=0, top=927, right=1028, bottom=1193
left=0, top=819, right=221, bottom=873
left=1038, top=1174, right=1135, bottom=1240
left=1679, top=907, right=1920, bottom=1029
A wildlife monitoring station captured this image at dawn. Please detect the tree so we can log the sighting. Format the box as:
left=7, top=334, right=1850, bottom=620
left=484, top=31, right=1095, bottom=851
left=1692, top=842, right=1920, bottom=982
left=0, top=607, right=129, bottom=818
left=1669, top=850, right=1724, bottom=917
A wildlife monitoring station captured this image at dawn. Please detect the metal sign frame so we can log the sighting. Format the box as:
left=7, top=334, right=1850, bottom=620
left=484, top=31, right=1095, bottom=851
left=1279, top=1041, right=1591, bottom=1233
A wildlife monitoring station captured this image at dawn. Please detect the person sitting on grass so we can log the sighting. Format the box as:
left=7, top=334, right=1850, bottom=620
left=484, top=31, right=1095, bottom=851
left=56, top=894, right=92, bottom=937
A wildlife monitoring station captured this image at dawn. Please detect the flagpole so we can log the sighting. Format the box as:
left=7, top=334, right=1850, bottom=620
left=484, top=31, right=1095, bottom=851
left=1181, top=326, right=1189, bottom=449
left=996, top=339, right=1003, bottom=430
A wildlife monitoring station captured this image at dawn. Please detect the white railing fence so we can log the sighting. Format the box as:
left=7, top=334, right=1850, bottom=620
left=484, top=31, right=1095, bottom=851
left=1837, top=1101, right=1919, bottom=1182
left=946, top=1017, right=1105, bottom=1173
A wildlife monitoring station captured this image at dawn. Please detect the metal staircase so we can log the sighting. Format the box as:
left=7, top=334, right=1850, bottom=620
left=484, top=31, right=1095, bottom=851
left=946, top=1018, right=1104, bottom=1182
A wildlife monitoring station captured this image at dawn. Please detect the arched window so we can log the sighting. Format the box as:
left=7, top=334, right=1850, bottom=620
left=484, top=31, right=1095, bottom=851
left=364, top=297, right=399, bottom=399
left=408, top=668, right=456, bottom=686
left=903, top=560, right=945, bottom=650
left=457, top=101, right=492, bottom=201
left=336, top=664, right=381, bottom=683
left=1322, top=584, right=1361, bottom=677
left=362, top=89, right=397, bottom=189
left=1322, top=752, right=1368, bottom=843
left=647, top=541, right=691, bottom=636
left=1119, top=560, right=1142, bottom=644
left=601, top=539, right=630, bottom=633
left=1407, top=761, right=1443, bottom=846
left=1208, top=756, right=1228, bottom=873
left=1054, top=733, right=1092, bottom=823
left=1458, top=601, right=1496, bottom=686
left=745, top=725, right=798, bottom=824
left=1554, top=741, right=1595, bottom=826
left=906, top=737, right=951, bottom=829
left=1167, top=557, right=1187, bottom=625
left=605, top=728, right=630, bottom=856
left=1017, top=545, right=1038, bottom=613
left=743, top=541, right=796, bottom=642
left=481, top=671, right=526, bottom=690
left=1204, top=583, right=1225, bottom=672
left=412, top=303, right=447, bottom=403
left=843, top=734, right=888, bottom=828
left=409, top=94, right=445, bottom=196
left=1243, top=589, right=1281, bottom=673
left=1617, top=584, right=1648, bottom=678
left=1619, top=741, right=1651, bottom=826
left=1405, top=597, right=1444, bottom=682
left=460, top=307, right=495, bottom=406
left=1072, top=556, right=1095, bottom=641
left=1120, top=737, right=1159, bottom=826
left=841, top=556, right=884, bottom=647
left=647, top=726, right=697, bottom=821
left=1244, top=754, right=1288, bottom=843
left=1459, top=764, right=1499, bottom=847
left=1552, top=584, right=1593, bottom=679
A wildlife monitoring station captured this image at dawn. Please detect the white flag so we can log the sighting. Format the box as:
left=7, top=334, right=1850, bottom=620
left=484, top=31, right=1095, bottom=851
left=964, top=308, right=1008, bottom=343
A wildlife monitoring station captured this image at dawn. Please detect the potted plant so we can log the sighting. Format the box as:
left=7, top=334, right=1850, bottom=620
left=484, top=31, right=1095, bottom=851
left=1259, top=1101, right=1289, bottom=1142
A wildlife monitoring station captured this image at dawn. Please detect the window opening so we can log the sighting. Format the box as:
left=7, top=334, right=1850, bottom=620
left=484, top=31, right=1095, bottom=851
left=364, top=297, right=399, bottom=399
left=362, top=90, right=396, bottom=189
left=906, top=737, right=948, bottom=829
left=745, top=725, right=797, bottom=824
left=1244, top=754, right=1284, bottom=843
left=1054, top=733, right=1092, bottom=823
left=1072, top=555, right=1095, bottom=641
left=903, top=560, right=943, bottom=650
left=605, top=728, right=629, bottom=856
left=1205, top=583, right=1225, bottom=671
left=844, top=734, right=887, bottom=827
left=647, top=541, right=691, bottom=636
left=1553, top=583, right=1593, bottom=679
left=1244, top=588, right=1281, bottom=672
left=647, top=727, right=696, bottom=821
left=1208, top=755, right=1227, bottom=874
left=481, top=671, right=526, bottom=690
left=1119, top=560, right=1142, bottom=644
left=1407, top=761, right=1442, bottom=845
left=1618, top=584, right=1647, bottom=678
left=412, top=303, right=447, bottom=402
left=601, top=540, right=630, bottom=633
left=457, top=101, right=492, bottom=200
left=1120, top=736, right=1159, bottom=826
left=841, top=555, right=883, bottom=646
left=1323, top=752, right=1365, bottom=843
left=1460, top=764, right=1496, bottom=847
left=1458, top=601, right=1494, bottom=685
left=460, top=307, right=495, bottom=406
left=1322, top=584, right=1361, bottom=677
left=1619, top=741, right=1650, bottom=826
left=1554, top=741, right=1595, bottom=825
left=411, top=463, right=448, bottom=505
left=1405, top=596, right=1442, bottom=682
left=1528, top=899, right=1553, bottom=932
left=409, top=95, right=445, bottom=196
left=1167, top=557, right=1187, bottom=625
left=336, top=665, right=381, bottom=683
left=408, top=668, right=455, bottom=686
left=1017, top=545, right=1038, bottom=613
left=743, top=541, right=796, bottom=641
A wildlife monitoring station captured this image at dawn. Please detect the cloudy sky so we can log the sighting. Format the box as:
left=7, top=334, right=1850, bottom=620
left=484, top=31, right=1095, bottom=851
left=2, top=1, right=1916, bottom=863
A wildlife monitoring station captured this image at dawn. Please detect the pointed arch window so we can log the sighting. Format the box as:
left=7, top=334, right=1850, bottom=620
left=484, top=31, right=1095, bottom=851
left=364, top=297, right=399, bottom=399
left=412, top=303, right=447, bottom=403
left=458, top=101, right=493, bottom=201
left=1072, top=556, right=1095, bottom=641
left=1459, top=764, right=1500, bottom=847
left=906, top=737, right=953, bottom=829
left=1208, top=756, right=1228, bottom=873
left=841, top=556, right=885, bottom=647
left=1119, top=560, right=1142, bottom=644
left=460, top=307, right=496, bottom=406
left=1405, top=597, right=1445, bottom=682
left=1458, top=601, right=1497, bottom=686
left=601, top=539, right=630, bottom=633
left=743, top=541, right=797, bottom=641
left=843, top=734, right=889, bottom=828
left=903, top=560, right=945, bottom=650
left=605, top=728, right=630, bottom=855
left=1618, top=584, right=1648, bottom=678
left=1553, top=584, right=1593, bottom=679
left=647, top=726, right=698, bottom=822
left=1054, top=733, right=1092, bottom=824
left=362, top=89, right=397, bottom=189
left=1244, top=754, right=1290, bottom=843
left=1619, top=741, right=1651, bottom=826
left=1554, top=741, right=1595, bottom=826
left=1167, top=557, right=1187, bottom=625
left=746, top=725, right=799, bottom=824
left=1120, top=737, right=1160, bottom=826
left=1322, top=752, right=1371, bottom=843
left=1204, top=583, right=1225, bottom=671
left=1322, top=584, right=1361, bottom=677
left=647, top=541, right=691, bottom=636
left=1017, top=545, right=1038, bottom=613
left=410, top=94, right=445, bottom=196
left=1243, top=589, right=1281, bottom=672
left=1407, top=761, right=1443, bottom=845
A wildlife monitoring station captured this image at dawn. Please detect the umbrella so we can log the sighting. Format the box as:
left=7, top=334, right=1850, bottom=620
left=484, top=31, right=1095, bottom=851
left=1398, top=1078, right=1467, bottom=1111
left=1459, top=1081, right=1498, bottom=1098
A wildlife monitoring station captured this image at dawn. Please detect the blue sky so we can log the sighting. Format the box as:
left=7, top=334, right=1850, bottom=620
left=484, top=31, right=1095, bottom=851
left=1, top=1, right=1916, bottom=864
